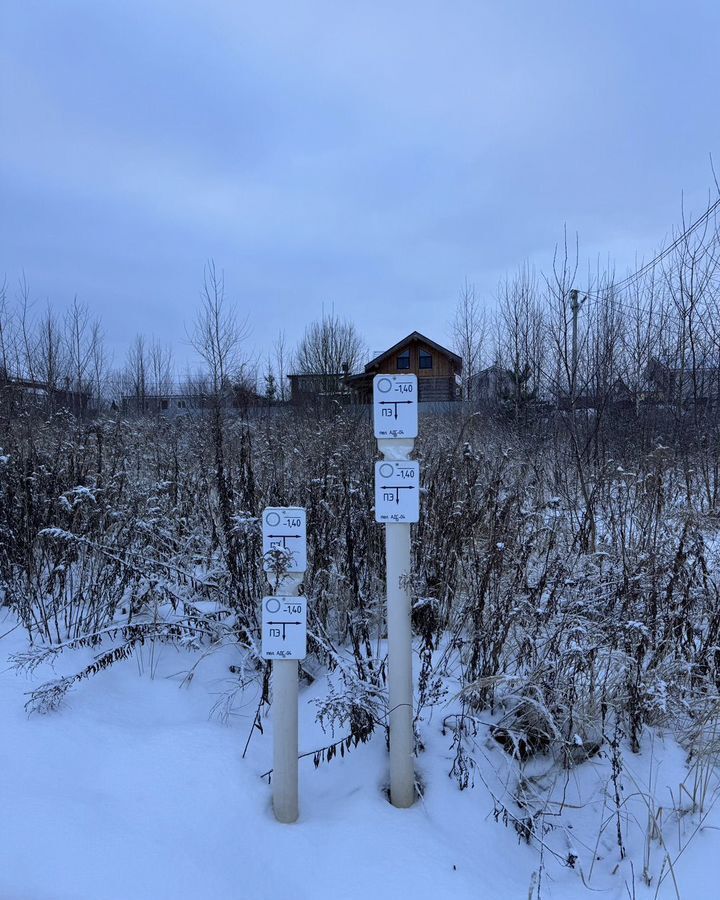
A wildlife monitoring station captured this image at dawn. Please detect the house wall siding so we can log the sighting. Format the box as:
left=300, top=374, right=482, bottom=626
left=374, top=338, right=456, bottom=379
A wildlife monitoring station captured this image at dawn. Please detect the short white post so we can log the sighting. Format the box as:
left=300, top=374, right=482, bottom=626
left=386, top=519, right=414, bottom=807
left=272, top=572, right=303, bottom=824
left=261, top=506, right=307, bottom=825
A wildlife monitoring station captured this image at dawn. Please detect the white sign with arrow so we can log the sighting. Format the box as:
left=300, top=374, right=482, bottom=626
left=262, top=507, right=307, bottom=573
left=374, top=460, right=420, bottom=523
left=373, top=374, right=418, bottom=439
left=261, top=595, right=308, bottom=660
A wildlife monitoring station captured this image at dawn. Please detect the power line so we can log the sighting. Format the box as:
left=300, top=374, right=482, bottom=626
left=583, top=195, right=720, bottom=300
left=562, top=196, right=720, bottom=333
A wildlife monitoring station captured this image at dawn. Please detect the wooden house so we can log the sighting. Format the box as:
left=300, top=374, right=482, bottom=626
left=347, top=332, right=462, bottom=403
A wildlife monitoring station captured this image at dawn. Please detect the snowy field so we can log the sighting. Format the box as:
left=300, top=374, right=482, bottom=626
left=3, top=609, right=719, bottom=900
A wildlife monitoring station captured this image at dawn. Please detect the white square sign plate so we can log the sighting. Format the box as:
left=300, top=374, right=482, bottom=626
left=262, top=507, right=307, bottom=573
left=374, top=460, right=420, bottom=523
left=261, top=595, right=307, bottom=660
left=373, top=374, right=418, bottom=439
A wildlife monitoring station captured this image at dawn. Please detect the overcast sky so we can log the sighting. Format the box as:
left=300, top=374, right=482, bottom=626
left=2, top=0, right=719, bottom=375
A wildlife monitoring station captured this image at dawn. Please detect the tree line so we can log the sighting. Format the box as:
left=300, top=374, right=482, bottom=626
left=453, top=210, right=720, bottom=425
left=2, top=200, right=720, bottom=426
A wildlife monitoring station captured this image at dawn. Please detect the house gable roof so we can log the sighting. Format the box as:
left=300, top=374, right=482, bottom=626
left=364, top=331, right=462, bottom=373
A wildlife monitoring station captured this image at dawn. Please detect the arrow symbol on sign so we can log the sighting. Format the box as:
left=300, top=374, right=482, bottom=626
left=266, top=534, right=302, bottom=550
left=379, top=400, right=414, bottom=420
left=267, top=621, right=303, bottom=639
left=381, top=485, right=415, bottom=504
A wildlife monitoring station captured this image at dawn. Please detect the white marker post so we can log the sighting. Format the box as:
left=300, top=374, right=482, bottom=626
left=373, top=374, right=418, bottom=808
left=262, top=507, right=307, bottom=824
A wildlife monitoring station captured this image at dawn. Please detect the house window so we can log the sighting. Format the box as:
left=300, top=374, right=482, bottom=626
left=419, top=351, right=433, bottom=370
left=397, top=351, right=410, bottom=370
left=177, top=400, right=186, bottom=409
left=161, top=399, right=169, bottom=411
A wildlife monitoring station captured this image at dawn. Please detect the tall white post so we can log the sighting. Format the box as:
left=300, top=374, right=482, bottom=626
left=373, top=374, right=419, bottom=808
left=272, top=572, right=303, bottom=824
left=378, top=436, right=416, bottom=808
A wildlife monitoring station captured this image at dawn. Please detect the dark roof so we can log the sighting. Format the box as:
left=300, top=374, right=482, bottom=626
left=364, top=331, right=462, bottom=373
left=1, top=376, right=90, bottom=399
left=474, top=364, right=512, bottom=377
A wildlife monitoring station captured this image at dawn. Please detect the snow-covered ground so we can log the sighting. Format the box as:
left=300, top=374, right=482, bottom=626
left=2, top=611, right=719, bottom=900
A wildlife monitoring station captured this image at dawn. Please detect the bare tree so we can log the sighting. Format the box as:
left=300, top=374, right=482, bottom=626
left=191, top=261, right=249, bottom=396
left=118, top=335, right=173, bottom=416
left=89, top=319, right=110, bottom=411
left=149, top=338, right=174, bottom=400
left=544, top=231, right=581, bottom=407
left=64, top=298, right=91, bottom=391
left=0, top=278, right=13, bottom=381
left=495, top=265, right=545, bottom=419
left=16, top=274, right=37, bottom=382
left=618, top=267, right=662, bottom=419
left=0, top=279, right=16, bottom=420
left=540, top=233, right=604, bottom=552
left=34, top=304, right=67, bottom=395
left=274, top=329, right=288, bottom=401
left=190, top=261, right=250, bottom=594
left=450, top=280, right=486, bottom=400
left=662, top=210, right=719, bottom=423
left=125, top=334, right=149, bottom=414
left=293, top=310, right=365, bottom=376
left=64, top=297, right=100, bottom=415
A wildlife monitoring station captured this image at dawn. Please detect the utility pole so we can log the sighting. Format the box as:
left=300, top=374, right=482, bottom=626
left=569, top=289, right=586, bottom=410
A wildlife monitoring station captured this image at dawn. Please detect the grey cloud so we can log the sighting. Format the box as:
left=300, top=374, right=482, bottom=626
left=1, top=0, right=719, bottom=369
